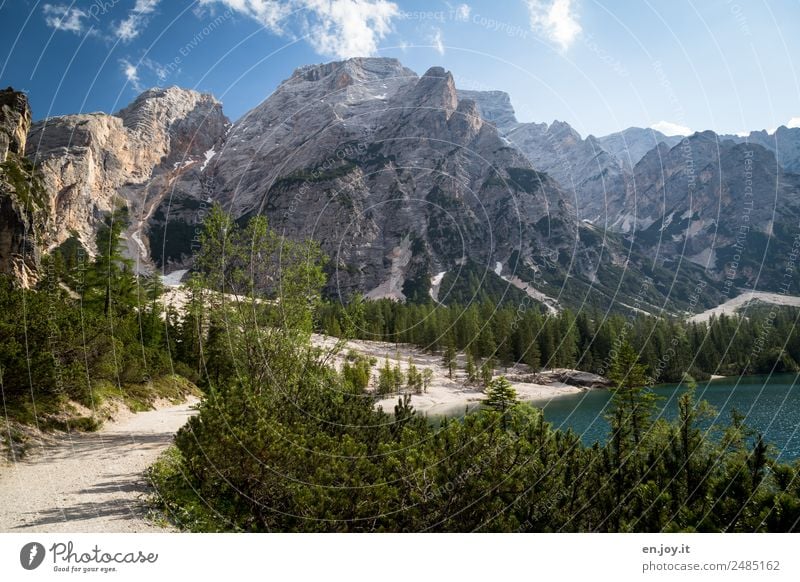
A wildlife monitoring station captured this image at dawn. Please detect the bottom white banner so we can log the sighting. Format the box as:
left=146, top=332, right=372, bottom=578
left=0, top=533, right=796, bottom=581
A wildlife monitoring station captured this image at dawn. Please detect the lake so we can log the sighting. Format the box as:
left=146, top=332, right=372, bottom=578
left=539, top=374, right=800, bottom=462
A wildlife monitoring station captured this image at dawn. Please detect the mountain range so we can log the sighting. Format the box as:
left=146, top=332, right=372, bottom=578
left=4, top=57, right=800, bottom=316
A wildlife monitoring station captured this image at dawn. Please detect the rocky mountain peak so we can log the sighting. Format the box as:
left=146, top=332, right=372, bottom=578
left=457, top=89, right=518, bottom=132
left=413, top=66, right=458, bottom=112
left=116, top=86, right=225, bottom=155
left=596, top=126, right=681, bottom=170
left=722, top=125, right=800, bottom=174
left=547, top=120, right=582, bottom=143
left=286, top=57, right=416, bottom=95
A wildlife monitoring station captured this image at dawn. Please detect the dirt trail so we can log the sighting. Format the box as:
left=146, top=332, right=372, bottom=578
left=0, top=398, right=198, bottom=533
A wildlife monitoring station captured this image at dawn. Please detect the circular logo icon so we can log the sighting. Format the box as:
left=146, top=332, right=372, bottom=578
left=20, top=542, right=46, bottom=570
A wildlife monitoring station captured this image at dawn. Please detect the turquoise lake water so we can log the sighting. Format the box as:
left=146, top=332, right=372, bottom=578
left=539, top=374, right=800, bottom=462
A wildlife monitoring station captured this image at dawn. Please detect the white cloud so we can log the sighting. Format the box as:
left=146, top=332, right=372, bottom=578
left=454, top=3, right=471, bottom=21
left=303, top=0, right=399, bottom=58
left=787, top=117, right=800, bottom=129
left=650, top=120, right=693, bottom=136
left=198, top=0, right=290, bottom=31
left=120, top=59, right=143, bottom=92
left=116, top=0, right=162, bottom=42
left=198, top=0, right=399, bottom=58
left=42, top=4, right=87, bottom=34
left=431, top=28, right=445, bottom=55
left=525, top=0, right=581, bottom=51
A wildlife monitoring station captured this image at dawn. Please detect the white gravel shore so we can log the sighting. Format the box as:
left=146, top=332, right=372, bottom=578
left=312, top=334, right=587, bottom=416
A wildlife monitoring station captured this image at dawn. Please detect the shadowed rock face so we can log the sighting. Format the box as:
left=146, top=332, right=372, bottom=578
left=622, top=132, right=800, bottom=291
left=0, top=88, right=45, bottom=285
left=26, top=87, right=229, bottom=269
left=0, top=88, right=30, bottom=162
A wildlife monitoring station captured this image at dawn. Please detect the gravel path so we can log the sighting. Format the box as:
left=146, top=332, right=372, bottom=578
left=0, top=398, right=198, bottom=533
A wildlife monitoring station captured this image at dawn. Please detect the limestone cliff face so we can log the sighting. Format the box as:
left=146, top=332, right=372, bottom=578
left=503, top=120, right=632, bottom=224
left=0, top=88, right=46, bottom=285
left=26, top=87, right=229, bottom=268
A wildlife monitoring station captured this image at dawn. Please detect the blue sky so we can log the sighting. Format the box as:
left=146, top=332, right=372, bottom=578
left=1, top=0, right=799, bottom=137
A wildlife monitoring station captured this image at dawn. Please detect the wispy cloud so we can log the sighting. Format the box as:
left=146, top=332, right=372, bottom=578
left=198, top=0, right=399, bottom=59
left=431, top=28, right=445, bottom=55
left=650, top=120, right=693, bottom=136
left=120, top=59, right=142, bottom=92
left=445, top=2, right=472, bottom=22
left=787, top=117, right=800, bottom=129
left=120, top=56, right=173, bottom=93
left=116, top=0, right=161, bottom=42
left=525, top=0, right=581, bottom=51
left=42, top=4, right=88, bottom=34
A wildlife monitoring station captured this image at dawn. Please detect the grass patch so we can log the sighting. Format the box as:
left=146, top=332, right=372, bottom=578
left=4, top=374, right=200, bottom=432
left=3, top=392, right=66, bottom=426
left=146, top=446, right=229, bottom=532
left=3, top=393, right=101, bottom=433
left=88, top=375, right=200, bottom=413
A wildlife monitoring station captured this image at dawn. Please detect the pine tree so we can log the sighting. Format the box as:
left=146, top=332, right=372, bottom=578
left=443, top=343, right=456, bottom=379
left=607, top=340, right=655, bottom=447
left=465, top=352, right=477, bottom=383
left=378, top=356, right=396, bottom=395
left=406, top=358, right=423, bottom=394
left=85, top=210, right=136, bottom=316
left=480, top=357, right=494, bottom=387
left=485, top=376, right=518, bottom=429
left=422, top=368, right=433, bottom=393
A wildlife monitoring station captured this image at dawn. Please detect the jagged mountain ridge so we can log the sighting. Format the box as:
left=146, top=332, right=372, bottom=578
left=463, top=87, right=800, bottom=297
left=461, top=89, right=683, bottom=227
left=18, top=57, right=800, bottom=313
left=623, top=131, right=800, bottom=292
left=721, top=126, right=800, bottom=174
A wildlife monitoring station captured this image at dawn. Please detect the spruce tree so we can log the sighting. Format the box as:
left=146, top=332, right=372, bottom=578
left=485, top=376, right=518, bottom=429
